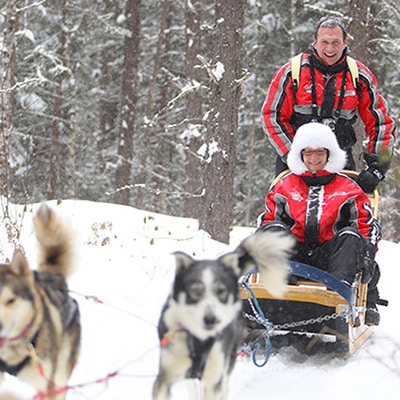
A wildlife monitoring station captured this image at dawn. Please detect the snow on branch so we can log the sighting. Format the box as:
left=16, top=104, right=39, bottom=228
left=17, top=0, right=48, bottom=13
left=196, top=54, right=219, bottom=85
left=0, top=78, right=40, bottom=94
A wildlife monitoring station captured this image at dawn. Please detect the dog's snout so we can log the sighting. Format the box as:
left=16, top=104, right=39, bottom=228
left=203, top=313, right=218, bottom=330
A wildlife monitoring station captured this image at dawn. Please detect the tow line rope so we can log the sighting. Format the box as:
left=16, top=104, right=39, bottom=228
left=28, top=290, right=157, bottom=399
left=239, top=276, right=274, bottom=367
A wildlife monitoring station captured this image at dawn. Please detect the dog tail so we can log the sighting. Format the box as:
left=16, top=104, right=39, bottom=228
left=236, top=231, right=294, bottom=297
left=34, top=203, right=75, bottom=278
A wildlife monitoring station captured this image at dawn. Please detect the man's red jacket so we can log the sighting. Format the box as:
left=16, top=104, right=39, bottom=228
left=262, top=50, right=396, bottom=160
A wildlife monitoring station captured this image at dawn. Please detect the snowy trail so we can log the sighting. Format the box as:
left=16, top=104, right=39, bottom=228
left=0, top=200, right=399, bottom=399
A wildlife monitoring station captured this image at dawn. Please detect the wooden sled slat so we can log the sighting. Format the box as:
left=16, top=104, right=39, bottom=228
left=240, top=263, right=375, bottom=354
left=239, top=280, right=348, bottom=311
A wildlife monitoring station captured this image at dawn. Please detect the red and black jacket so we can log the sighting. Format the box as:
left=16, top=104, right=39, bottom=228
left=260, top=170, right=381, bottom=248
left=262, top=47, right=396, bottom=160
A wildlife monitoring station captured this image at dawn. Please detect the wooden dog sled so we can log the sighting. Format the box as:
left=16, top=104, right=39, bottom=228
left=239, top=170, right=379, bottom=355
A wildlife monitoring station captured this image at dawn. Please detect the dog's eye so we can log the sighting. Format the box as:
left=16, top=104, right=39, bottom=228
left=5, top=296, right=16, bottom=306
left=187, top=283, right=204, bottom=301
left=215, top=284, right=228, bottom=302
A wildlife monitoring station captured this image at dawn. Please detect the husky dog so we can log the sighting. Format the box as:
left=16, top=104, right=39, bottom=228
left=153, top=231, right=294, bottom=400
left=0, top=204, right=80, bottom=399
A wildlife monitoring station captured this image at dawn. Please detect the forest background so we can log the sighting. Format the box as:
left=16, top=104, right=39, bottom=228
left=1, top=0, right=399, bottom=244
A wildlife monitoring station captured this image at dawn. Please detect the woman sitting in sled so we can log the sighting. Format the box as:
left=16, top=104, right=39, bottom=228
left=258, top=122, right=382, bottom=325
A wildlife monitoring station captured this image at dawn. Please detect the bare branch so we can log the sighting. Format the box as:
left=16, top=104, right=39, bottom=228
left=17, top=0, right=48, bottom=13
left=196, top=54, right=219, bottom=85
left=235, top=71, right=252, bottom=87
left=107, top=184, right=205, bottom=199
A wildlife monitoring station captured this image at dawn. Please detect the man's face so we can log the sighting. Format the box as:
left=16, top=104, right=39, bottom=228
left=313, top=26, right=347, bottom=65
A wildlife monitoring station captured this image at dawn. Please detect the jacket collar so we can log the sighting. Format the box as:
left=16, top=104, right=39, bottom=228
left=301, top=170, right=336, bottom=186
left=308, top=44, right=348, bottom=75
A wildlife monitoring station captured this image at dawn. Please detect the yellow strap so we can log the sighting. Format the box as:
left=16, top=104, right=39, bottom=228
left=291, top=53, right=359, bottom=88
left=291, top=53, right=302, bottom=86
left=346, top=56, right=359, bottom=87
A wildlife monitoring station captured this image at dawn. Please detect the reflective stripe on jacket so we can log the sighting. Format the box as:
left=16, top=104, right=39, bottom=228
left=262, top=51, right=396, bottom=159
left=260, top=171, right=381, bottom=246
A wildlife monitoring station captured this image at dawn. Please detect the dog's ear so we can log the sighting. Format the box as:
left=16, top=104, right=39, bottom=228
left=218, top=252, right=241, bottom=276
left=173, top=251, right=194, bottom=272
left=10, top=250, right=34, bottom=282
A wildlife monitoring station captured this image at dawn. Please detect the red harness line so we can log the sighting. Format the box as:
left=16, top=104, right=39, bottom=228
left=29, top=290, right=157, bottom=398
left=160, top=328, right=187, bottom=347
left=32, top=371, right=119, bottom=400
left=29, top=340, right=120, bottom=399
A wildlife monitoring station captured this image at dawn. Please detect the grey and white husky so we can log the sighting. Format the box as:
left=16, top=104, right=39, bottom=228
left=153, top=231, right=294, bottom=400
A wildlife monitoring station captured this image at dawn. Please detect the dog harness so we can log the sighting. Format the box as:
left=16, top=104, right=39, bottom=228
left=186, top=335, right=216, bottom=380
left=0, top=330, right=39, bottom=376
left=160, top=329, right=217, bottom=380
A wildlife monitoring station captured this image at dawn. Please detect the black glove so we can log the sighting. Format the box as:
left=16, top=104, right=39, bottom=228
left=258, top=220, right=290, bottom=234
left=356, top=153, right=390, bottom=193
left=361, top=242, right=376, bottom=284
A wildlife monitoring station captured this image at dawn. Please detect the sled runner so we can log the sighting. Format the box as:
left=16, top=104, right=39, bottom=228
left=240, top=170, right=378, bottom=355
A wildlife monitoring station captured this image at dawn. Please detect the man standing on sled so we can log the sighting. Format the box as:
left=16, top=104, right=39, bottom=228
left=258, top=122, right=383, bottom=325
left=261, top=16, right=396, bottom=193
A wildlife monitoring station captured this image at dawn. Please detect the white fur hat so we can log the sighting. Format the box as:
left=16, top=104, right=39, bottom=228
left=287, top=122, right=347, bottom=174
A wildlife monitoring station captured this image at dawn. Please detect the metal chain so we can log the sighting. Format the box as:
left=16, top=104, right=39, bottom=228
left=240, top=273, right=350, bottom=331
left=243, top=310, right=348, bottom=330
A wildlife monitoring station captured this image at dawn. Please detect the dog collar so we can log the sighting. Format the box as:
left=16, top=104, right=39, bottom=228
left=160, top=328, right=187, bottom=347
left=0, top=317, right=36, bottom=349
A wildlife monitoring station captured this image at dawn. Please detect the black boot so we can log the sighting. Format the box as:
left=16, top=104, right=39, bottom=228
left=365, top=304, right=380, bottom=326
left=365, top=262, right=385, bottom=326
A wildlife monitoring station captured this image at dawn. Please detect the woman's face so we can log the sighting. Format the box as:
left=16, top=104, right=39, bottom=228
left=302, top=147, right=328, bottom=171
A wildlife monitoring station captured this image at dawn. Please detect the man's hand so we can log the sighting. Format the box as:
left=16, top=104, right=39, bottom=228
left=356, top=153, right=390, bottom=193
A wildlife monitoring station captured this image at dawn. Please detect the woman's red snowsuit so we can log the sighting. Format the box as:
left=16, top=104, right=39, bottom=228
left=260, top=170, right=380, bottom=247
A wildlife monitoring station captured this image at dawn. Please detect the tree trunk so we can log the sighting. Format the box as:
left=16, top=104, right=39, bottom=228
left=348, top=0, right=377, bottom=171
left=115, top=0, right=141, bottom=205
left=98, top=47, right=119, bottom=173
left=68, top=82, right=77, bottom=198
left=199, top=0, right=245, bottom=243
left=135, top=0, right=169, bottom=209
left=97, top=0, right=119, bottom=174
left=0, top=0, right=18, bottom=201
left=183, top=0, right=205, bottom=220
left=152, top=0, right=173, bottom=214
left=49, top=0, right=69, bottom=199
left=244, top=2, right=263, bottom=226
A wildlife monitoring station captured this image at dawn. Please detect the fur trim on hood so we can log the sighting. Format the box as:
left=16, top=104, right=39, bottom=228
left=287, top=122, right=347, bottom=175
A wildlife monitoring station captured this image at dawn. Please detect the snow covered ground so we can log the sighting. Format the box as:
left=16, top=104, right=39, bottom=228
left=1, top=199, right=399, bottom=399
